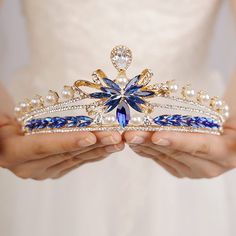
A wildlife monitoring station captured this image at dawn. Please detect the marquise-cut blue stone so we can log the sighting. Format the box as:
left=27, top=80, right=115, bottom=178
left=54, top=118, right=66, bottom=128
left=103, top=78, right=121, bottom=92
left=66, top=116, right=78, bottom=127
left=128, top=95, right=145, bottom=104
left=105, top=96, right=121, bottom=113
left=116, top=101, right=130, bottom=128
left=125, top=97, right=142, bottom=113
left=77, top=116, right=93, bottom=122
left=78, top=121, right=92, bottom=127
left=38, top=119, right=49, bottom=129
left=124, top=75, right=140, bottom=91
left=100, top=87, right=120, bottom=95
left=90, top=92, right=111, bottom=99
left=134, top=90, right=155, bottom=97
left=124, top=85, right=143, bottom=96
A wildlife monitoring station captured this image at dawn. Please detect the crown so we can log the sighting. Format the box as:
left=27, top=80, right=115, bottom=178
left=15, top=45, right=229, bottom=135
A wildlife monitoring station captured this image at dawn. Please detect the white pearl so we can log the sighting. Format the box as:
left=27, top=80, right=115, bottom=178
left=223, top=111, right=229, bottom=118
left=185, top=88, right=195, bottom=98
left=46, top=91, right=58, bottom=104
left=116, top=76, right=128, bottom=88
left=61, top=86, right=74, bottom=99
left=131, top=115, right=143, bottom=125
left=197, top=91, right=210, bottom=103
left=31, top=96, right=43, bottom=108
left=222, top=104, right=229, bottom=113
left=167, top=81, right=178, bottom=92
left=214, top=99, right=223, bottom=109
left=20, top=101, right=30, bottom=112
left=105, top=115, right=116, bottom=124
left=14, top=106, right=22, bottom=115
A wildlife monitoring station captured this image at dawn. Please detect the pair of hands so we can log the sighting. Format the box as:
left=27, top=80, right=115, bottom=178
left=0, top=114, right=236, bottom=180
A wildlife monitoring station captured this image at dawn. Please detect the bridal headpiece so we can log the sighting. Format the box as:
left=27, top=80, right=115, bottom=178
left=15, top=45, right=229, bottom=135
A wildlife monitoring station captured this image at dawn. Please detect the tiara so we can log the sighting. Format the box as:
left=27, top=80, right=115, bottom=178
left=15, top=45, right=229, bottom=135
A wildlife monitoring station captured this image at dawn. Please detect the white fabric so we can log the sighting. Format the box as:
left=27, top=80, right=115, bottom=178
left=1, top=0, right=236, bottom=236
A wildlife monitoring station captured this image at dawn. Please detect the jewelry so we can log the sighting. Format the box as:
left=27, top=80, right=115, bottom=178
left=15, top=45, right=229, bottom=135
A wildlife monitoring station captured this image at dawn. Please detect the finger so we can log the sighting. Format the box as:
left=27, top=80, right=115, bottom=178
left=131, top=145, right=190, bottom=177
left=123, top=131, right=153, bottom=145
left=4, top=131, right=97, bottom=164
left=151, top=131, right=229, bottom=160
left=93, top=131, right=122, bottom=145
left=142, top=143, right=225, bottom=178
left=46, top=142, right=124, bottom=177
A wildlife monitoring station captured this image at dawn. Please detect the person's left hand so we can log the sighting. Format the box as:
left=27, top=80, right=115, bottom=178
left=124, top=118, right=236, bottom=178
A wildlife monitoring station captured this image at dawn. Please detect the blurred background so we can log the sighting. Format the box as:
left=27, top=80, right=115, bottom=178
left=0, top=0, right=236, bottom=86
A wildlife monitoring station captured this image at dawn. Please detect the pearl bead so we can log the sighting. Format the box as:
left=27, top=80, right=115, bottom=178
left=30, top=95, right=43, bottom=108
left=167, top=80, right=178, bottom=93
left=182, top=86, right=195, bottom=98
left=214, top=99, right=223, bottom=109
left=105, top=115, right=116, bottom=124
left=222, top=104, right=229, bottom=113
left=61, top=86, right=74, bottom=100
left=14, top=106, right=22, bottom=115
left=223, top=111, right=229, bottom=118
left=46, top=91, right=59, bottom=104
left=197, top=91, right=210, bottom=103
left=19, top=100, right=30, bottom=112
left=131, top=115, right=143, bottom=125
left=115, top=76, right=128, bottom=88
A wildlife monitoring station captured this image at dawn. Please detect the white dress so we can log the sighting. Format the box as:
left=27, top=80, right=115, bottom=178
left=1, top=0, right=236, bottom=236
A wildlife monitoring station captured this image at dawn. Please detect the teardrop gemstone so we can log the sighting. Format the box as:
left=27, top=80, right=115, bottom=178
left=116, top=101, right=130, bottom=128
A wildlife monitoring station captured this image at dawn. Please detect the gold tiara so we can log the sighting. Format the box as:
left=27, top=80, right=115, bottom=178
left=14, top=45, right=229, bottom=135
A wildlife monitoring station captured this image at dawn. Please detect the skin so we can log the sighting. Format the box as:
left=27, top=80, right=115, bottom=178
left=123, top=1, right=236, bottom=178
left=0, top=1, right=236, bottom=180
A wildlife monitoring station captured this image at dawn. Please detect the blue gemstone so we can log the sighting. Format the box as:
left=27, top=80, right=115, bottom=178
left=125, top=97, right=142, bottom=113
left=77, top=116, right=93, bottom=122
left=103, top=78, right=121, bottom=92
left=134, top=90, right=155, bottom=97
left=100, top=87, right=120, bottom=95
left=90, top=92, right=111, bottom=99
left=116, top=101, right=130, bottom=128
left=38, top=119, right=49, bottom=129
left=78, top=121, right=92, bottom=127
left=124, top=85, right=143, bottom=96
left=66, top=116, right=78, bottom=127
left=128, top=95, right=145, bottom=104
left=54, top=118, right=67, bottom=128
left=124, top=75, right=140, bottom=91
left=104, top=96, right=121, bottom=113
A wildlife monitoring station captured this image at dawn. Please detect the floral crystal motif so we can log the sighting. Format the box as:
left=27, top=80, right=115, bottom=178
left=90, top=75, right=155, bottom=127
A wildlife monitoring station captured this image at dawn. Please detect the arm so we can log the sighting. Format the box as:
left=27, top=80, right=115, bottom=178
left=123, top=2, right=236, bottom=178
left=0, top=83, right=124, bottom=179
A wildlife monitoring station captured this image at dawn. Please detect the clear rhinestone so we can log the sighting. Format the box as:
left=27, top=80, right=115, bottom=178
left=110, top=45, right=132, bottom=71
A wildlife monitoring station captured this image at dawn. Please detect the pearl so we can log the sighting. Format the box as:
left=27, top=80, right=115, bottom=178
left=223, top=111, right=229, bottom=118
left=46, top=90, right=59, bottom=104
left=30, top=95, right=43, bottom=108
left=14, top=106, right=22, bottom=115
left=115, top=76, right=128, bottom=88
left=61, top=86, right=74, bottom=100
left=182, top=86, right=195, bottom=98
left=214, top=99, right=223, bottom=109
left=131, top=115, right=143, bottom=125
left=19, top=100, right=30, bottom=112
left=222, top=104, right=229, bottom=113
left=104, top=115, right=116, bottom=124
left=210, top=97, right=223, bottom=110
left=167, top=80, right=178, bottom=93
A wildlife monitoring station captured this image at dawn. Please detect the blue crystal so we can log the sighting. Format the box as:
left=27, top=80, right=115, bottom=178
left=104, top=96, right=121, bottom=113
left=101, top=87, right=120, bottom=95
left=128, top=95, right=145, bottom=104
left=54, top=117, right=67, bottom=128
left=124, top=75, right=140, bottom=91
left=103, top=78, right=121, bottom=92
left=125, top=97, right=142, bottom=112
left=77, top=116, right=93, bottom=122
left=134, top=90, right=155, bottom=97
left=38, top=119, right=49, bottom=129
left=66, top=116, right=78, bottom=127
left=90, top=92, right=111, bottom=99
left=78, top=121, right=92, bottom=127
left=116, top=101, right=130, bottom=128
left=124, top=85, right=143, bottom=96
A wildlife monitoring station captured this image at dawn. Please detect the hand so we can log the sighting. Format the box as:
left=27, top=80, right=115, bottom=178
left=124, top=118, right=236, bottom=178
left=0, top=114, right=124, bottom=180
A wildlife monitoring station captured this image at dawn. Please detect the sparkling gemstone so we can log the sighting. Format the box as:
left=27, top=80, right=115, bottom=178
left=105, top=96, right=121, bottom=113
left=134, top=90, right=155, bottom=97
left=66, top=116, right=78, bottom=127
left=102, top=78, right=121, bottom=92
left=128, top=95, right=145, bottom=104
left=78, top=121, right=92, bottom=127
left=125, top=97, right=142, bottom=113
left=101, top=87, right=120, bottom=95
left=124, top=75, right=140, bottom=91
left=110, top=45, right=132, bottom=71
left=124, top=85, right=143, bottom=96
left=90, top=92, right=111, bottom=99
left=116, top=101, right=131, bottom=128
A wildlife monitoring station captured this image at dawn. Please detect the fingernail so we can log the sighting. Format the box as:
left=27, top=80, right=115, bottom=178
left=101, top=135, right=120, bottom=145
left=105, top=144, right=122, bottom=153
left=78, top=137, right=96, bottom=147
left=129, top=136, right=145, bottom=144
left=153, top=138, right=170, bottom=146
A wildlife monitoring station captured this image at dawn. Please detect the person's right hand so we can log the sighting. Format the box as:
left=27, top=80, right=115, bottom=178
left=0, top=114, right=124, bottom=180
